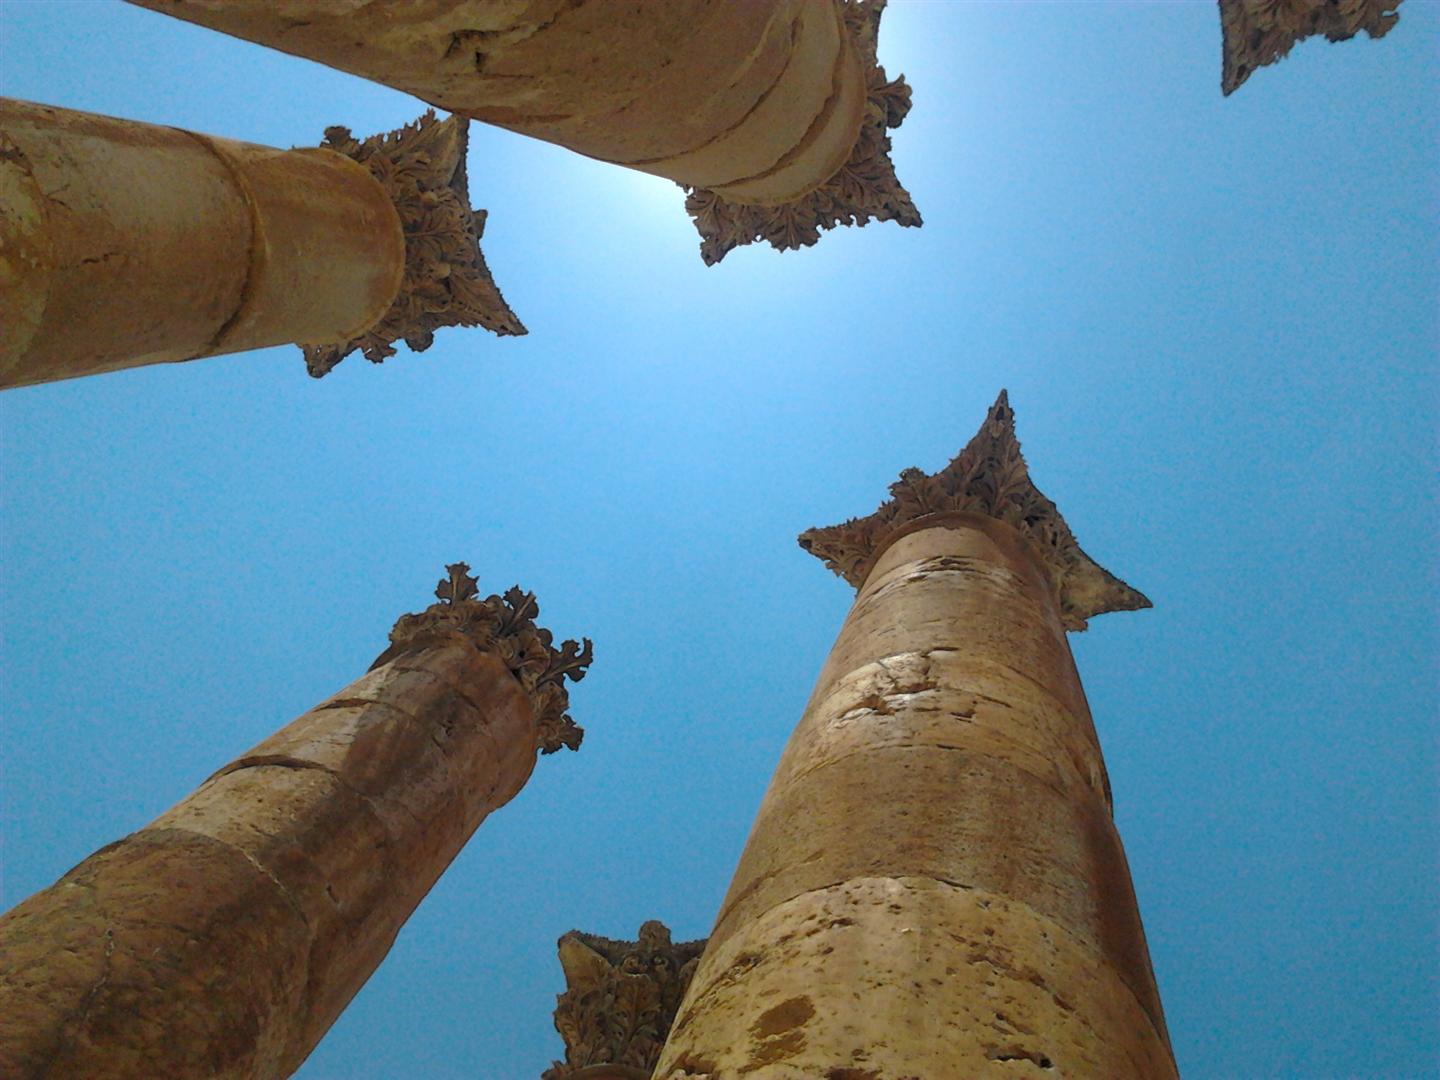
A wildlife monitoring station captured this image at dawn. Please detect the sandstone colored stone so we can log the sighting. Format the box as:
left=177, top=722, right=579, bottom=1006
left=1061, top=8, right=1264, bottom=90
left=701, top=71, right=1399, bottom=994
left=125, top=0, right=921, bottom=261
left=0, top=565, right=591, bottom=1079
left=664, top=877, right=1174, bottom=1080
left=0, top=98, right=404, bottom=389
left=0, top=102, right=521, bottom=389
left=656, top=394, right=1174, bottom=1078
left=124, top=0, right=857, bottom=199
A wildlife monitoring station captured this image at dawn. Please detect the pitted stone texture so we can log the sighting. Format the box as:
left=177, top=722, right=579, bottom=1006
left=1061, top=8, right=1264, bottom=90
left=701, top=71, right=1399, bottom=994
left=0, top=98, right=404, bottom=390
left=0, top=831, right=310, bottom=1079
left=657, top=877, right=1176, bottom=1079
left=773, top=648, right=1110, bottom=817
left=0, top=642, right=537, bottom=1079
left=661, top=517, right=1170, bottom=1075
left=811, top=520, right=1095, bottom=726
left=812, top=527, right=1088, bottom=728
left=709, top=746, right=1159, bottom=1028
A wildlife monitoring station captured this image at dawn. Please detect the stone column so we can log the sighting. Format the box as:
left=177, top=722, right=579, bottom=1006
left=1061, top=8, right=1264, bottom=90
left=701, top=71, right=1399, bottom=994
left=0, top=564, right=590, bottom=1080
left=656, top=393, right=1177, bottom=1078
left=125, top=0, right=921, bottom=264
left=0, top=100, right=520, bottom=390
left=1219, top=0, right=1404, bottom=95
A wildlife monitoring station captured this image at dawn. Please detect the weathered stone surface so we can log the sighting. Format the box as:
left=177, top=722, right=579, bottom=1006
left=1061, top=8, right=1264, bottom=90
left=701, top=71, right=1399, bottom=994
left=1220, top=0, right=1404, bottom=95
left=0, top=565, right=591, bottom=1079
left=126, top=0, right=921, bottom=262
left=657, top=397, right=1172, bottom=1077
left=0, top=97, right=404, bottom=390
left=0, top=100, right=529, bottom=390
left=662, top=878, right=1174, bottom=1080
left=545, top=921, right=706, bottom=1080
left=0, top=831, right=311, bottom=1079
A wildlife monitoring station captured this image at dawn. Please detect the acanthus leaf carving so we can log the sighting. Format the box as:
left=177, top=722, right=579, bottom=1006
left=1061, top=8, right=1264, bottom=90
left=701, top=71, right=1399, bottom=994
left=798, top=391, right=1151, bottom=631
left=684, top=0, right=921, bottom=266
left=1219, top=0, right=1403, bottom=95
left=383, top=562, right=591, bottom=754
left=543, top=921, right=706, bottom=1080
left=303, top=110, right=525, bottom=377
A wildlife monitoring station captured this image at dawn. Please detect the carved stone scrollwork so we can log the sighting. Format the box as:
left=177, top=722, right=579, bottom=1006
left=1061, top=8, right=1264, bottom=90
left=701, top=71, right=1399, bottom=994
left=799, top=390, right=1151, bottom=631
left=1219, top=0, right=1403, bottom=95
left=544, top=921, right=707, bottom=1080
left=684, top=0, right=921, bottom=266
left=303, top=110, right=525, bottom=377
left=381, top=563, right=591, bottom=753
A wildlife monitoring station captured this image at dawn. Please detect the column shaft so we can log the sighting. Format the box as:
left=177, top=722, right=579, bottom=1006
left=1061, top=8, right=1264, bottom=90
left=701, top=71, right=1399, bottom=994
left=0, top=627, right=556, bottom=1077
left=0, top=98, right=404, bottom=389
left=657, top=514, right=1175, bottom=1077
left=124, top=0, right=864, bottom=206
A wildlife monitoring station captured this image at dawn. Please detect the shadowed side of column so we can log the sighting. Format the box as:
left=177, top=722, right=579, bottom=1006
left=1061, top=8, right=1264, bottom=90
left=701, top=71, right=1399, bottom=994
left=0, top=564, right=590, bottom=1079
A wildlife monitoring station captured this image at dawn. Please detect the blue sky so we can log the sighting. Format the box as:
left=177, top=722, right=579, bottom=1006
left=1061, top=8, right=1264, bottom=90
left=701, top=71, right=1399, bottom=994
left=1, top=2, right=1435, bottom=1077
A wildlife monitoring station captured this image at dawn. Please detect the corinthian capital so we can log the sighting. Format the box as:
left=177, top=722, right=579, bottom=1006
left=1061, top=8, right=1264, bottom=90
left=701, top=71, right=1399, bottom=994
left=381, top=563, right=591, bottom=754
left=799, top=391, right=1150, bottom=630
left=304, top=111, right=524, bottom=377
left=544, top=921, right=707, bottom=1080
left=1219, top=0, right=1403, bottom=95
left=684, top=0, right=921, bottom=265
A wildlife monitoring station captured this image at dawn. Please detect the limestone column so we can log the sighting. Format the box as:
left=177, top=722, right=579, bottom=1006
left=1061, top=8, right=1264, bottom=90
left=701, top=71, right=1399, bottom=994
left=0, top=99, right=521, bottom=390
left=0, top=564, right=590, bottom=1079
left=1219, top=0, right=1404, bottom=95
left=656, top=393, right=1176, bottom=1078
left=125, top=0, right=921, bottom=264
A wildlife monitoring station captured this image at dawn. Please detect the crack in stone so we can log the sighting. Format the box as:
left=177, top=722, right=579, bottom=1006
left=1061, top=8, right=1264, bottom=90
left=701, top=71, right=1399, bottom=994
left=34, top=925, right=117, bottom=1076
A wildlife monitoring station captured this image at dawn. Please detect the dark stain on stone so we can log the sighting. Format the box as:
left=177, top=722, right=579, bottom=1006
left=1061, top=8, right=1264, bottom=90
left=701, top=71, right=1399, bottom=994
left=745, top=995, right=815, bottom=1068
left=748, top=1027, right=806, bottom=1067
left=751, top=995, right=814, bottom=1038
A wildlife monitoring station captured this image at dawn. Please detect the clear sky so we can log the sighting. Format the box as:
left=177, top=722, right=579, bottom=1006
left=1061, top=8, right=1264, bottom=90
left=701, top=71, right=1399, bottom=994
left=1, top=2, right=1435, bottom=1077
